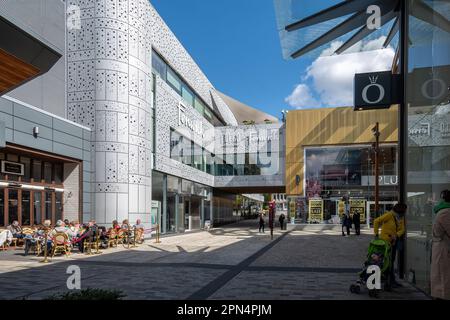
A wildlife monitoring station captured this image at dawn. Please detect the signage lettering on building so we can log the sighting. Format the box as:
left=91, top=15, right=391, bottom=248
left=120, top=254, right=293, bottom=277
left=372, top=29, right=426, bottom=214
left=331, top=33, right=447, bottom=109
left=409, top=123, right=430, bottom=136
left=178, top=102, right=204, bottom=137
left=350, top=199, right=366, bottom=224
left=354, top=71, right=400, bottom=110
left=1, top=161, right=24, bottom=176
left=308, top=199, right=323, bottom=223
left=361, top=175, right=398, bottom=186
left=440, top=122, right=450, bottom=138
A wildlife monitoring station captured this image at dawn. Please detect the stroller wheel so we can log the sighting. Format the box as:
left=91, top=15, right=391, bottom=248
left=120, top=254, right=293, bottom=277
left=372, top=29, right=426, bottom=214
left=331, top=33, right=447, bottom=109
left=349, top=285, right=355, bottom=293
left=354, top=285, right=361, bottom=294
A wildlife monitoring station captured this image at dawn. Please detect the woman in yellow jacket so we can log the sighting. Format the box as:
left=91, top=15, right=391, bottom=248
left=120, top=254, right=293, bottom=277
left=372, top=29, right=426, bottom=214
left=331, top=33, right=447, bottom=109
left=373, top=203, right=407, bottom=289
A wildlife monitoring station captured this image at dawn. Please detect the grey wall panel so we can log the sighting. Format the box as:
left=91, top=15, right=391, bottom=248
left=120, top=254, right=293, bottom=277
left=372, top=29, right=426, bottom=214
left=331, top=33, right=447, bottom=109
left=0, top=112, right=13, bottom=128
left=0, top=98, right=13, bottom=114
left=53, top=118, right=84, bottom=138
left=13, top=117, right=53, bottom=140
left=13, top=131, right=53, bottom=152
left=5, top=128, right=13, bottom=141
left=83, top=139, right=91, bottom=151
left=53, top=130, right=83, bottom=149
left=53, top=142, right=83, bottom=159
left=13, top=104, right=53, bottom=127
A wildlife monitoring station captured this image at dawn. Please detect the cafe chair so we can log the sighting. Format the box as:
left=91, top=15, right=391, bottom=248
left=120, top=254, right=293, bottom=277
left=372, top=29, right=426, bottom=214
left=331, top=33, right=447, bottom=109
left=51, top=232, right=71, bottom=258
left=107, top=228, right=118, bottom=248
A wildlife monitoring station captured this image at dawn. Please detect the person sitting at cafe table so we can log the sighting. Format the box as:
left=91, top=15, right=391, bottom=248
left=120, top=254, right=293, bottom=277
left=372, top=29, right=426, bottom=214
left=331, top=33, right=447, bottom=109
left=112, top=220, right=121, bottom=231
left=7, top=221, right=23, bottom=239
left=134, top=219, right=145, bottom=230
left=121, top=219, right=130, bottom=230
left=50, top=220, right=75, bottom=239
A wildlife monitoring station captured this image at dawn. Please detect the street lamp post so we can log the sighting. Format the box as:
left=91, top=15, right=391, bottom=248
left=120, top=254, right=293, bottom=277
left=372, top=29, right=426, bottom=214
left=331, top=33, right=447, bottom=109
left=372, top=123, right=380, bottom=220
left=281, top=110, right=289, bottom=123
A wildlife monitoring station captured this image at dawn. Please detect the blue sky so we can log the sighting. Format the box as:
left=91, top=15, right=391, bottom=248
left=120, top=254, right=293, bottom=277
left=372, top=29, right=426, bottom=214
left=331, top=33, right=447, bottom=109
left=151, top=0, right=313, bottom=120
left=150, top=0, right=396, bottom=119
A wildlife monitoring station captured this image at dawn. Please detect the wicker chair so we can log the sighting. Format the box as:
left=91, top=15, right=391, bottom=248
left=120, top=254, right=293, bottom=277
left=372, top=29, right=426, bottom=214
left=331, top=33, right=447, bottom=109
left=51, top=232, right=71, bottom=257
left=107, top=228, right=118, bottom=247
left=134, top=228, right=144, bottom=244
left=116, top=228, right=127, bottom=246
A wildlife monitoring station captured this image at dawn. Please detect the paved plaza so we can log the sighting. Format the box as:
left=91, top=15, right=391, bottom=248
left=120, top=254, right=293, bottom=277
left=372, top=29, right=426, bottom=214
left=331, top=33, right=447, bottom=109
left=0, top=220, right=429, bottom=300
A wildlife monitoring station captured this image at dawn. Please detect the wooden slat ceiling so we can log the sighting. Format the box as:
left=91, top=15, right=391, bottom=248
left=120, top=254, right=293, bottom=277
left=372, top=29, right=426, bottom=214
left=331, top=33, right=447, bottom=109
left=0, top=47, right=40, bottom=94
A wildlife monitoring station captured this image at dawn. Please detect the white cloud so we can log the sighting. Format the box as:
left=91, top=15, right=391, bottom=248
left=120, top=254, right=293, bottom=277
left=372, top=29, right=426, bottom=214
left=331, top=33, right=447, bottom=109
left=286, top=39, right=395, bottom=110
left=285, top=84, right=321, bottom=109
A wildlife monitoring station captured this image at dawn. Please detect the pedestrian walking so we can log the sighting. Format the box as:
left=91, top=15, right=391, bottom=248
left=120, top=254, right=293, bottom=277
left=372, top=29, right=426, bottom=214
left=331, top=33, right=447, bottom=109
left=431, top=189, right=450, bottom=300
left=341, top=197, right=351, bottom=236
left=373, top=203, right=406, bottom=290
left=279, top=213, right=286, bottom=230
left=269, top=201, right=275, bottom=240
left=353, top=211, right=361, bottom=235
left=259, top=213, right=265, bottom=233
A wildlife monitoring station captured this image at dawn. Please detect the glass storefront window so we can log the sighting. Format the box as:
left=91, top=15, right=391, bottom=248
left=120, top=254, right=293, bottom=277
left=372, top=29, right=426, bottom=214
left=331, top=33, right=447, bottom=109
left=406, top=0, right=450, bottom=295
left=193, top=144, right=203, bottom=171
left=33, top=160, right=42, bottom=182
left=22, top=191, right=31, bottom=226
left=33, top=192, right=42, bottom=225
left=170, top=129, right=183, bottom=163
left=152, top=50, right=167, bottom=81
left=45, top=192, right=52, bottom=221
left=54, top=164, right=63, bottom=184
left=182, top=85, right=194, bottom=107
left=8, top=189, right=18, bottom=224
left=167, top=68, right=182, bottom=94
left=0, top=189, right=4, bottom=227
left=20, top=157, right=31, bottom=182
left=194, top=97, right=205, bottom=116
left=55, top=192, right=63, bottom=222
left=44, top=162, right=52, bottom=183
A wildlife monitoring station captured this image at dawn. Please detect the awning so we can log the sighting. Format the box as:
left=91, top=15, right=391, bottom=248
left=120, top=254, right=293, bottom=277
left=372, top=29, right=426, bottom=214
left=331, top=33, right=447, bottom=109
left=274, top=0, right=450, bottom=60
left=0, top=15, right=62, bottom=95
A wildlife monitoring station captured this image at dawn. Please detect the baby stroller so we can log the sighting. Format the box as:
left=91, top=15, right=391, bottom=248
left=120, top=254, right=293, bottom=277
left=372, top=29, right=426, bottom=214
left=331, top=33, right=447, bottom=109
left=349, top=239, right=391, bottom=298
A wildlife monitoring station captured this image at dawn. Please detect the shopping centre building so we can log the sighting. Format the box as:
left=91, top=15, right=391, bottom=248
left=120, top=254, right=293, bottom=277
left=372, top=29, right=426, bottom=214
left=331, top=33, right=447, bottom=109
left=0, top=0, right=283, bottom=234
left=285, top=107, right=399, bottom=226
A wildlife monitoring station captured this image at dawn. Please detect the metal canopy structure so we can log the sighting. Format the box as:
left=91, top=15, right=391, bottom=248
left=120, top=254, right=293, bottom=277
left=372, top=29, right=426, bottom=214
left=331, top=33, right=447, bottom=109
left=275, top=0, right=450, bottom=60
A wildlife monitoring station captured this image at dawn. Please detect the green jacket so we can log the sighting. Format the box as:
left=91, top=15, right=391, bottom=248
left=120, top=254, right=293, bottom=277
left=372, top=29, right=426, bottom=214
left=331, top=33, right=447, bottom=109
left=434, top=201, right=450, bottom=214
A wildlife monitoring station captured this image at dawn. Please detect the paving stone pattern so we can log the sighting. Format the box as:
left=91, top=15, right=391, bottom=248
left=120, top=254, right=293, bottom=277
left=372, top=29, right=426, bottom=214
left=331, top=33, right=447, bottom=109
left=0, top=220, right=429, bottom=300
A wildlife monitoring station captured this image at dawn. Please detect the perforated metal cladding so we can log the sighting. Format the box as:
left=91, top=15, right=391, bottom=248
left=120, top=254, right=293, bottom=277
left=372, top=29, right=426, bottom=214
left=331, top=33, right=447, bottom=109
left=67, top=0, right=153, bottom=224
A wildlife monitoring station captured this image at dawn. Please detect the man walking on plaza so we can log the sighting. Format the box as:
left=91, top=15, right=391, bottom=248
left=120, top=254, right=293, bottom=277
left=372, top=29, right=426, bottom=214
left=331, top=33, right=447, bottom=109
left=259, top=213, right=265, bottom=233
left=353, top=211, right=361, bottom=236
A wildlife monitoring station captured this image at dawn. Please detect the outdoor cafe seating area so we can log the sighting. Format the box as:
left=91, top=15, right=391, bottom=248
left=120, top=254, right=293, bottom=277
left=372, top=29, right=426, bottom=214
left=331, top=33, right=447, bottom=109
left=0, top=219, right=154, bottom=259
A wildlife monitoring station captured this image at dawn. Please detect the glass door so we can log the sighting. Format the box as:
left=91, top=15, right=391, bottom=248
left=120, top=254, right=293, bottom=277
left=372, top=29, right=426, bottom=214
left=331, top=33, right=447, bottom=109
left=8, top=189, right=19, bottom=225
left=21, top=190, right=31, bottom=226
left=0, top=189, right=4, bottom=227
left=184, top=199, right=190, bottom=230
left=190, top=197, right=201, bottom=230
left=33, top=191, right=42, bottom=225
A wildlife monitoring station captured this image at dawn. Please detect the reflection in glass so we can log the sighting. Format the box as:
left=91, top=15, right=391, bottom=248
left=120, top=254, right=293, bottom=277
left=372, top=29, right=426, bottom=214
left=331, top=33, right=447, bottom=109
left=55, top=192, right=63, bottom=222
left=45, top=192, right=52, bottom=221
left=33, top=160, right=42, bottom=181
left=405, top=0, right=450, bottom=295
left=34, top=192, right=42, bottom=225
left=22, top=191, right=31, bottom=226
left=0, top=189, right=4, bottom=226
left=8, top=189, right=18, bottom=224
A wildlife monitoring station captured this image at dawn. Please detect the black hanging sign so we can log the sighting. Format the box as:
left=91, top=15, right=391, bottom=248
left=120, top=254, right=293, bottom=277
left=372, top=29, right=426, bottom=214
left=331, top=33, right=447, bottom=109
left=354, top=71, right=401, bottom=110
